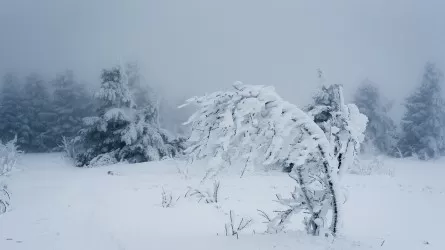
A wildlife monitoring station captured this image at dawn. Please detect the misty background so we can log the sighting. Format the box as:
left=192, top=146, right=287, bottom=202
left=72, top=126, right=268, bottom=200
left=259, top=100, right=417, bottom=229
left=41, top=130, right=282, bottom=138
left=1, top=0, right=445, bottom=115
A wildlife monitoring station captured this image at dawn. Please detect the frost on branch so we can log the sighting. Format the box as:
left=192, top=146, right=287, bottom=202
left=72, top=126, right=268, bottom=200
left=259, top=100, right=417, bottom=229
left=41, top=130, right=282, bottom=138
left=182, top=82, right=341, bottom=236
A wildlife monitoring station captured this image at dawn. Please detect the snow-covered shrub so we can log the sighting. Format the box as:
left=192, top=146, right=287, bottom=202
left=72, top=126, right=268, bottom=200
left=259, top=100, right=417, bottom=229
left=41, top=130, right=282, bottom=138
left=224, top=210, right=253, bottom=238
left=182, top=82, right=342, bottom=236
left=74, top=66, right=184, bottom=167
left=306, top=84, right=368, bottom=175
left=0, top=136, right=21, bottom=176
left=0, top=137, right=20, bottom=215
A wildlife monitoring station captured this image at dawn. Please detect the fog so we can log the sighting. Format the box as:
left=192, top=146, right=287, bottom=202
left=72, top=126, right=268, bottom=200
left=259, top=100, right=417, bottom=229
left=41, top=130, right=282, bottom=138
left=1, top=0, right=445, bottom=111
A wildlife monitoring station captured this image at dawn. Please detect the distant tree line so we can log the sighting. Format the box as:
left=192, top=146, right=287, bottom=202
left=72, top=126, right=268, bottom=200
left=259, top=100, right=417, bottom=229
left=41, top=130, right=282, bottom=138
left=0, top=70, right=94, bottom=152
left=1, top=61, right=444, bottom=161
left=354, top=62, right=445, bottom=160
left=0, top=63, right=187, bottom=165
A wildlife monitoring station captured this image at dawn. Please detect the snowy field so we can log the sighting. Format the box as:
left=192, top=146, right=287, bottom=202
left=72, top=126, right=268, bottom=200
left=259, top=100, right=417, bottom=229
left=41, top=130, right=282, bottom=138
left=0, top=153, right=444, bottom=250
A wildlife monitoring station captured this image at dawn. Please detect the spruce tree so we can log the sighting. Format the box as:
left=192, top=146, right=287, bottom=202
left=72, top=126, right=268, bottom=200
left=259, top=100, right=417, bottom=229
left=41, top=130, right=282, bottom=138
left=400, top=62, right=445, bottom=159
left=75, top=65, right=182, bottom=167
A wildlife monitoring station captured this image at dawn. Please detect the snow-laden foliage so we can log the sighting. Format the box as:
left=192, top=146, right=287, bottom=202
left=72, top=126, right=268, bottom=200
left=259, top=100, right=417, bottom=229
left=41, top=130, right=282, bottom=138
left=75, top=65, right=184, bottom=167
left=399, top=62, right=445, bottom=159
left=0, top=136, right=21, bottom=176
left=306, top=84, right=368, bottom=175
left=182, top=82, right=341, bottom=236
left=0, top=137, right=21, bottom=215
left=354, top=80, right=398, bottom=156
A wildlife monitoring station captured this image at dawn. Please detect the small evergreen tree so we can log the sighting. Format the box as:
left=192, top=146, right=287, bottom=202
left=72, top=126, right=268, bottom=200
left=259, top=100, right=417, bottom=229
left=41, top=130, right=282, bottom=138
left=75, top=66, right=183, bottom=167
left=399, top=62, right=445, bottom=159
left=354, top=80, right=398, bottom=155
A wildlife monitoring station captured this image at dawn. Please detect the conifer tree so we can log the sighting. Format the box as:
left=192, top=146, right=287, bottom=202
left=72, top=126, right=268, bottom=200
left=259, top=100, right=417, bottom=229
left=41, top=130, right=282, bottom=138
left=75, top=65, right=183, bottom=167
left=400, top=62, right=445, bottom=159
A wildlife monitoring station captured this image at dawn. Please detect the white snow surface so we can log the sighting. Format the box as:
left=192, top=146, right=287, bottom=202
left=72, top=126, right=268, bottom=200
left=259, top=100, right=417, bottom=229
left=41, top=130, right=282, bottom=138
left=1, top=153, right=444, bottom=250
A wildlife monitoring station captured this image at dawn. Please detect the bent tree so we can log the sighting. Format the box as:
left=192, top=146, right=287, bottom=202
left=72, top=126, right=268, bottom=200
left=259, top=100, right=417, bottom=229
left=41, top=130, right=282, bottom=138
left=182, top=82, right=350, bottom=236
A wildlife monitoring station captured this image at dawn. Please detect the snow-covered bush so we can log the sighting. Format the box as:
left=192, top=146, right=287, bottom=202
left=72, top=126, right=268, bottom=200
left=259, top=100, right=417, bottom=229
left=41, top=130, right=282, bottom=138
left=0, top=137, right=20, bottom=215
left=182, top=82, right=343, bottom=236
left=306, top=84, right=368, bottom=175
left=74, top=66, right=184, bottom=167
left=0, top=136, right=21, bottom=176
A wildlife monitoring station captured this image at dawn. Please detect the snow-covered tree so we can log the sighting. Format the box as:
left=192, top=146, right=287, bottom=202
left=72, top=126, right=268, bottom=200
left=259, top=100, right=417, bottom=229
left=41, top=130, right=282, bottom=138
left=75, top=66, right=183, bottom=167
left=354, top=80, right=398, bottom=155
left=182, top=82, right=345, bottom=236
left=49, top=70, right=94, bottom=149
left=305, top=84, right=367, bottom=174
left=399, top=62, right=445, bottom=159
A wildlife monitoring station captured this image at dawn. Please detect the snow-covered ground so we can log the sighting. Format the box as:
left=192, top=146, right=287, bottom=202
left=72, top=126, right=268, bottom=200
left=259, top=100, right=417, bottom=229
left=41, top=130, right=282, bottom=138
left=0, top=153, right=444, bottom=250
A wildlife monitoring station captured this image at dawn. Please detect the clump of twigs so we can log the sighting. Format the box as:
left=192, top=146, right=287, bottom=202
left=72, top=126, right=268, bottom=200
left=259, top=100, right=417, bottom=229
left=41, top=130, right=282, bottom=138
left=161, top=188, right=179, bottom=208
left=0, top=185, right=11, bottom=214
left=188, top=180, right=220, bottom=204
left=224, top=210, right=253, bottom=239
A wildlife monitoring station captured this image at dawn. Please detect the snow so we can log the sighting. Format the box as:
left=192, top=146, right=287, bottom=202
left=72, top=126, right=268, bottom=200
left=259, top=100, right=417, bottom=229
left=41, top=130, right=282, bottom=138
left=1, top=153, right=445, bottom=249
